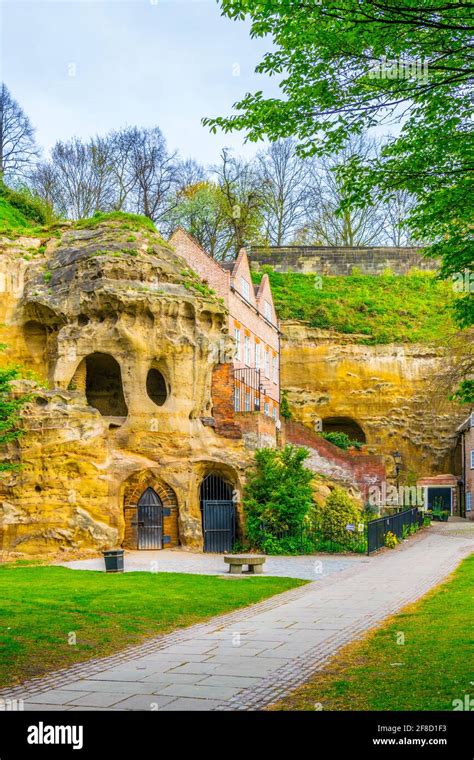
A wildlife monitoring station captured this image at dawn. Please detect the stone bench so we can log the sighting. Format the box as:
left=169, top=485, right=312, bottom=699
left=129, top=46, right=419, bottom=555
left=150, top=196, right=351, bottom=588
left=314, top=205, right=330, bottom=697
left=224, top=554, right=266, bottom=575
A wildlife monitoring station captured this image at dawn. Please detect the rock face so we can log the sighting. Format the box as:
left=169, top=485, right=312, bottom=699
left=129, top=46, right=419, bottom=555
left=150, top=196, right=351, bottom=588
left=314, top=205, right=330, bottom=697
left=281, top=321, right=465, bottom=481
left=0, top=220, right=249, bottom=555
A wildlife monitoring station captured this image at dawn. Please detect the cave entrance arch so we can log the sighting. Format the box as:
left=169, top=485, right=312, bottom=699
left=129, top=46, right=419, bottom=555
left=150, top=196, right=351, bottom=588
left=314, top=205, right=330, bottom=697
left=72, top=352, right=128, bottom=418
left=321, top=416, right=366, bottom=444
left=200, top=474, right=235, bottom=553
left=122, top=471, right=179, bottom=550
left=136, top=487, right=163, bottom=550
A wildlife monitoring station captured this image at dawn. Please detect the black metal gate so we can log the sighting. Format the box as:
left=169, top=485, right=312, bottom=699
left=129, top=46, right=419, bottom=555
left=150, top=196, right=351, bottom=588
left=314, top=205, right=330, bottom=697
left=137, top=487, right=163, bottom=550
left=201, top=475, right=235, bottom=553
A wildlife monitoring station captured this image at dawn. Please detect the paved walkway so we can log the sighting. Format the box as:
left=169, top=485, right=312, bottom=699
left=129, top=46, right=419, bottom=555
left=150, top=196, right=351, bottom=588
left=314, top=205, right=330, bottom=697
left=60, top=549, right=364, bottom=581
left=3, top=523, right=473, bottom=711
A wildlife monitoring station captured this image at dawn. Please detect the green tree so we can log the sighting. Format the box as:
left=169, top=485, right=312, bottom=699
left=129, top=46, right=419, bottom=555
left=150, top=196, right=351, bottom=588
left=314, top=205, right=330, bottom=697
left=243, top=445, right=314, bottom=545
left=165, top=180, right=231, bottom=260
left=212, top=148, right=267, bottom=255
left=205, top=1, right=473, bottom=326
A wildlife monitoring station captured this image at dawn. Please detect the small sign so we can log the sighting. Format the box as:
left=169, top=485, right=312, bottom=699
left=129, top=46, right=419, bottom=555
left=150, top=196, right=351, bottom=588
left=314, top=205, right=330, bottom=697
left=346, top=524, right=355, bottom=532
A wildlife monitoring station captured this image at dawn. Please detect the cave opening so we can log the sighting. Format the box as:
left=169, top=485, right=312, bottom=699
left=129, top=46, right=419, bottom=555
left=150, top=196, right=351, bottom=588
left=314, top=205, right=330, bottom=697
left=146, top=368, right=168, bottom=407
left=83, top=352, right=128, bottom=417
left=321, top=416, right=366, bottom=443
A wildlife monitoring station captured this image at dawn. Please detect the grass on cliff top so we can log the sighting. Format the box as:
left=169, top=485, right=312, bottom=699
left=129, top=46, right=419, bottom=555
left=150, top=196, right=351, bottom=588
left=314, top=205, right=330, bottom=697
left=74, top=211, right=157, bottom=234
left=252, top=268, right=456, bottom=344
left=0, top=183, right=56, bottom=237
left=0, top=197, right=32, bottom=230
left=0, top=564, right=304, bottom=688
left=269, top=552, right=474, bottom=711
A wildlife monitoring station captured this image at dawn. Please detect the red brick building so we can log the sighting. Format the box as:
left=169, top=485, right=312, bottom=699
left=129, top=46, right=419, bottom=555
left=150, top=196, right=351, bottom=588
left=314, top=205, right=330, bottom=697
left=458, top=413, right=474, bottom=519
left=170, top=228, right=280, bottom=422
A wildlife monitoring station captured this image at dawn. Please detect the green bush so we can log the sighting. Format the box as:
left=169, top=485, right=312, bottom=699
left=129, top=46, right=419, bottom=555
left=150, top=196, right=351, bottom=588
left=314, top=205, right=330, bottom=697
left=384, top=531, right=398, bottom=549
left=320, top=431, right=362, bottom=450
left=279, top=390, right=292, bottom=421
left=243, top=445, right=314, bottom=552
left=319, top=487, right=363, bottom=548
left=0, top=359, right=33, bottom=472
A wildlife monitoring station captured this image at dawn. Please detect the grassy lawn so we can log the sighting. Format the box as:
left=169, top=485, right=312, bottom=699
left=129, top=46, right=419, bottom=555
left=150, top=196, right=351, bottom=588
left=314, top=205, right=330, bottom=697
left=252, top=269, right=455, bottom=344
left=0, top=565, right=304, bottom=688
left=270, top=553, right=474, bottom=711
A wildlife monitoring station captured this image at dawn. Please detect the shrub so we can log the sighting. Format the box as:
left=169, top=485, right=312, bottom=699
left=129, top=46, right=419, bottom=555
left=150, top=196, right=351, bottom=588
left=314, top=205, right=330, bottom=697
left=384, top=531, right=398, bottom=549
left=319, top=487, right=362, bottom=548
left=0, top=361, right=33, bottom=472
left=279, top=390, right=292, bottom=421
left=243, top=445, right=314, bottom=552
left=320, top=431, right=362, bottom=450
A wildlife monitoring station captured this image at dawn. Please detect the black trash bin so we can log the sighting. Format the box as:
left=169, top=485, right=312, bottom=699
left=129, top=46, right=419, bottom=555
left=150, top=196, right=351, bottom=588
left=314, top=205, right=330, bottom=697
left=102, top=549, right=124, bottom=573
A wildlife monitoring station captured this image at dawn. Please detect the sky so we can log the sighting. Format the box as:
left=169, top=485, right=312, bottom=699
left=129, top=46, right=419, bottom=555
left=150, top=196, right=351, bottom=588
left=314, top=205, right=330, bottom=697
left=0, top=0, right=278, bottom=166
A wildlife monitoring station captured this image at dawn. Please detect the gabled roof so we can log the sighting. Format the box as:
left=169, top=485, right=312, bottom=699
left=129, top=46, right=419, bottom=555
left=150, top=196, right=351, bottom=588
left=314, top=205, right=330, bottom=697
left=457, top=413, right=474, bottom=433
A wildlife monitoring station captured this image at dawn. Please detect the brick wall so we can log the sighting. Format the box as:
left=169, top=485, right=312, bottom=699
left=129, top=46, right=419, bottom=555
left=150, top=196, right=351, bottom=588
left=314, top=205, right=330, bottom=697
left=464, top=426, right=474, bottom=520
left=230, top=289, right=280, bottom=409
left=169, top=228, right=230, bottom=304
left=238, top=411, right=278, bottom=449
left=122, top=475, right=179, bottom=549
left=249, top=246, right=438, bottom=276
left=171, top=229, right=280, bottom=413
left=211, top=363, right=242, bottom=439
left=284, top=420, right=386, bottom=498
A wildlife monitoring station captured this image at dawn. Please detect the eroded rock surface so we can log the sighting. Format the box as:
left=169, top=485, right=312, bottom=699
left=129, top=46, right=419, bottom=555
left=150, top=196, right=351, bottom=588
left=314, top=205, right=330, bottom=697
left=0, top=220, right=247, bottom=555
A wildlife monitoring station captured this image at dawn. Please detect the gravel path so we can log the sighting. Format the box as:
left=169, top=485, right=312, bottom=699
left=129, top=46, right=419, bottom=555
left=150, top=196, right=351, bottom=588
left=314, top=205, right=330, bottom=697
left=60, top=549, right=364, bottom=581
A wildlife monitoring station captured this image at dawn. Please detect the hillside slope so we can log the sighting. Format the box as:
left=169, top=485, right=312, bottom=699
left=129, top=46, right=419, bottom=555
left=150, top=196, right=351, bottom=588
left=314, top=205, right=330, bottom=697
left=252, top=268, right=456, bottom=344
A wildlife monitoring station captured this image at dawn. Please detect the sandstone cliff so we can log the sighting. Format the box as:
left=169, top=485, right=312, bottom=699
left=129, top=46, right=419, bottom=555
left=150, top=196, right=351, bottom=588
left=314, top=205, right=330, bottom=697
left=281, top=320, right=465, bottom=481
left=0, top=217, right=248, bottom=555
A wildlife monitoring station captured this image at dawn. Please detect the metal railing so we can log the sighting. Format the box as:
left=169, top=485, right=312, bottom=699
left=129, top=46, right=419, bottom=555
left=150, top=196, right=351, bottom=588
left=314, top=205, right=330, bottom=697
left=367, top=507, right=423, bottom=554
left=233, top=367, right=261, bottom=413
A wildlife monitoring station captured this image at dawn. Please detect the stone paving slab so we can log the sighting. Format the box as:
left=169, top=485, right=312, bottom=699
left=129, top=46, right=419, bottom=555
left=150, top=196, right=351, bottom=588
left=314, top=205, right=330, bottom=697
left=3, top=525, right=472, bottom=711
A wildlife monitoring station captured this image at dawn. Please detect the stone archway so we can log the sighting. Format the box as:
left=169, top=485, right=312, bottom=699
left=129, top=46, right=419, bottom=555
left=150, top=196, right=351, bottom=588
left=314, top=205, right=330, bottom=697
left=121, top=470, right=179, bottom=549
left=321, top=416, right=366, bottom=444
left=193, top=462, right=241, bottom=551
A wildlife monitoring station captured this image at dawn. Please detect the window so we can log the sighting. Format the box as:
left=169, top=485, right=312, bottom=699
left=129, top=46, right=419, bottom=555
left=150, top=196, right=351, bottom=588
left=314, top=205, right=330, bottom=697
left=272, top=355, right=278, bottom=383
left=240, top=276, right=250, bottom=301
left=255, top=342, right=260, bottom=370
left=234, top=327, right=241, bottom=360
left=467, top=492, right=472, bottom=512
left=244, top=335, right=251, bottom=366
left=471, top=450, right=474, bottom=469
left=264, top=349, right=270, bottom=379
left=234, top=387, right=240, bottom=412
left=244, top=392, right=251, bottom=412
left=264, top=401, right=269, bottom=416
left=264, top=300, right=272, bottom=321
left=272, top=406, right=277, bottom=420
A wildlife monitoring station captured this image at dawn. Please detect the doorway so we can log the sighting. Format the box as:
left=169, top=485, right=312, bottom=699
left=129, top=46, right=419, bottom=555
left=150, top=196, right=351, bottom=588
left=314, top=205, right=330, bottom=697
left=136, top=487, right=163, bottom=550
left=200, top=474, right=235, bottom=553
